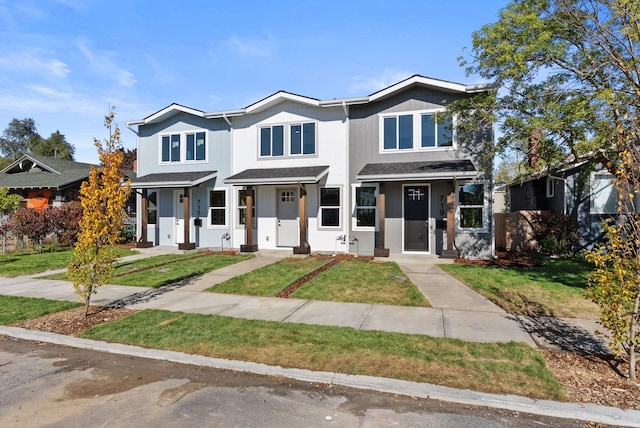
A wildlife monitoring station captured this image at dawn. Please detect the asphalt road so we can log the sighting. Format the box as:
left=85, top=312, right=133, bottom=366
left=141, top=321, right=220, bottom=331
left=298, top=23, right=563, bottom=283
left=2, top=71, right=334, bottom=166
left=0, top=336, right=590, bottom=428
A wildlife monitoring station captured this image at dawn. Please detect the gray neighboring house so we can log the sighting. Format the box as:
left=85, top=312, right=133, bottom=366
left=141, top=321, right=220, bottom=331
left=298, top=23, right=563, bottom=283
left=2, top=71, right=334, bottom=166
left=508, top=159, right=620, bottom=249
left=349, top=75, right=495, bottom=259
left=0, top=154, right=95, bottom=208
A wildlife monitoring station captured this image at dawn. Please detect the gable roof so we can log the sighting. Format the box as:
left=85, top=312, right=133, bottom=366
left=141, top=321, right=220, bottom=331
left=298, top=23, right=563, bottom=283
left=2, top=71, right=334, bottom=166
left=0, top=154, right=96, bottom=190
left=127, top=74, right=495, bottom=126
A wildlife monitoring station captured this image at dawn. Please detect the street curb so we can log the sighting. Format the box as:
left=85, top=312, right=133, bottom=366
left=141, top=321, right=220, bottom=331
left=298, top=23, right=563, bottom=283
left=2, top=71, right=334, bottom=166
left=1, top=326, right=639, bottom=427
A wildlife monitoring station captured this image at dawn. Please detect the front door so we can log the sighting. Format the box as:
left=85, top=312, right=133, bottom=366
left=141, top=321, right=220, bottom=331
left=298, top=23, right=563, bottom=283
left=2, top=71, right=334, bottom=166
left=277, top=189, right=298, bottom=247
left=404, top=185, right=430, bottom=252
left=174, top=190, right=185, bottom=244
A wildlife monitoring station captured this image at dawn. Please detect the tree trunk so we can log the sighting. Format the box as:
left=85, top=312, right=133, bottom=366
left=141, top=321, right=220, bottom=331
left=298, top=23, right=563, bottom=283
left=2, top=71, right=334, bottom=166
left=629, top=289, right=640, bottom=381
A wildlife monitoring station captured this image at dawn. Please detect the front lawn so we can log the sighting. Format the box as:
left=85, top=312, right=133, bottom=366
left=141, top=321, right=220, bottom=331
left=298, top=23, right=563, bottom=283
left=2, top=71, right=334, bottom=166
left=0, top=295, right=81, bottom=324
left=439, top=258, right=599, bottom=318
left=0, top=247, right=137, bottom=278
left=80, top=309, right=564, bottom=400
left=292, top=258, right=430, bottom=307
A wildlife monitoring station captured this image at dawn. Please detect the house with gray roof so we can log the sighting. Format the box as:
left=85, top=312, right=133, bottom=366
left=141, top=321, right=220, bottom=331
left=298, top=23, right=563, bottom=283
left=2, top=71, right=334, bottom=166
left=127, top=75, right=495, bottom=259
left=0, top=154, right=95, bottom=209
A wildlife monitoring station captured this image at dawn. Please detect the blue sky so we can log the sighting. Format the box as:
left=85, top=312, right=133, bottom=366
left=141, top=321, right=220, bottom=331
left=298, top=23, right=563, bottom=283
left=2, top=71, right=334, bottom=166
left=0, top=0, right=510, bottom=164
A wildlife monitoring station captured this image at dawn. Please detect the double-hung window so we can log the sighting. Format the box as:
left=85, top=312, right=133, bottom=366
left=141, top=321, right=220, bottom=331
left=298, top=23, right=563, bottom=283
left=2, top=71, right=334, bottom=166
left=161, top=131, right=206, bottom=163
left=260, top=125, right=284, bottom=157
left=237, top=188, right=256, bottom=227
left=457, top=182, right=487, bottom=231
left=209, top=189, right=227, bottom=227
left=319, top=187, right=340, bottom=228
left=353, top=185, right=377, bottom=229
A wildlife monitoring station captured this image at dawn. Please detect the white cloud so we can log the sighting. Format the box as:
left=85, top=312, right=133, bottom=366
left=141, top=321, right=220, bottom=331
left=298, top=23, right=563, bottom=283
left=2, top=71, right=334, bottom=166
left=347, top=68, right=414, bottom=95
left=77, top=39, right=136, bottom=87
left=0, top=50, right=70, bottom=77
left=224, top=34, right=275, bottom=58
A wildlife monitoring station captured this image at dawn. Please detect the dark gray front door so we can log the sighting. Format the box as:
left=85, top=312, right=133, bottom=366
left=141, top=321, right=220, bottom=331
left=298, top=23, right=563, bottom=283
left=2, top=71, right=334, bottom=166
left=404, top=185, right=429, bottom=252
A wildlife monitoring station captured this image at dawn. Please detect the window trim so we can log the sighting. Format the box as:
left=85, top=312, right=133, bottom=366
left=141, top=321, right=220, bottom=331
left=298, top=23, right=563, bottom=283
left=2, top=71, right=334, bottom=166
left=258, top=120, right=318, bottom=159
left=159, top=129, right=208, bottom=164
left=378, top=108, right=455, bottom=153
left=318, top=186, right=342, bottom=229
left=207, top=187, right=228, bottom=229
left=351, top=183, right=378, bottom=231
left=546, top=177, right=555, bottom=198
left=455, top=180, right=489, bottom=233
left=590, top=172, right=618, bottom=214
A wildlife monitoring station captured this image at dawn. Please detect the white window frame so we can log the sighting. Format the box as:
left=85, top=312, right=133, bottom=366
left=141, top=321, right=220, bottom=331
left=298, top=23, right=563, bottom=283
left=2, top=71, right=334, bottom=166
left=318, top=186, right=341, bottom=229
left=258, top=121, right=318, bottom=159
left=546, top=177, right=555, bottom=198
left=159, top=129, right=208, bottom=164
left=456, top=180, right=489, bottom=233
left=236, top=187, right=256, bottom=229
left=590, top=172, right=618, bottom=214
left=207, top=187, right=228, bottom=229
left=351, top=183, right=378, bottom=231
left=379, top=108, right=456, bottom=153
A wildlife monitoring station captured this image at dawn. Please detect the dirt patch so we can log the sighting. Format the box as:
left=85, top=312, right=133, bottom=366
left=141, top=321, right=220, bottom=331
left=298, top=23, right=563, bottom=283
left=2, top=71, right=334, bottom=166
left=454, top=251, right=543, bottom=268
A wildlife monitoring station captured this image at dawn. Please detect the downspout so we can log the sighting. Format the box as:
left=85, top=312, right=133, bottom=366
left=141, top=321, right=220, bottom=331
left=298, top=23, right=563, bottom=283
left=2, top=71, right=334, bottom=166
left=222, top=113, right=232, bottom=127
left=344, top=100, right=351, bottom=255
left=222, top=112, right=234, bottom=248
left=126, top=123, right=139, bottom=136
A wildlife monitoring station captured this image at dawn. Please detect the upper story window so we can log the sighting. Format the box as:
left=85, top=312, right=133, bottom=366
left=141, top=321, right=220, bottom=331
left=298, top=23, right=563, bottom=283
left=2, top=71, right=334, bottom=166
left=259, top=122, right=316, bottom=158
left=380, top=110, right=453, bottom=152
left=161, top=131, right=207, bottom=163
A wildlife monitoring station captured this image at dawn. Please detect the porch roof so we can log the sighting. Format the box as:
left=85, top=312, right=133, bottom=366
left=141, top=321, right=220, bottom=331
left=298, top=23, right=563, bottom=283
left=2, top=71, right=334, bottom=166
left=224, top=166, right=329, bottom=186
left=356, top=160, right=477, bottom=182
left=130, top=171, right=217, bottom=189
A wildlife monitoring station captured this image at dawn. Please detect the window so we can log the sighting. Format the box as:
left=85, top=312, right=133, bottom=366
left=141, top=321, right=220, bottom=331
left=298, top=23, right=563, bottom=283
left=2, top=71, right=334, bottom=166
left=209, top=189, right=227, bottom=227
left=161, top=130, right=206, bottom=163
left=290, top=123, right=316, bottom=155
left=546, top=177, right=555, bottom=198
left=380, top=110, right=454, bottom=152
left=186, top=132, right=206, bottom=161
left=457, top=182, right=487, bottom=231
left=260, top=125, right=284, bottom=157
left=353, top=185, right=377, bottom=229
left=147, top=190, right=157, bottom=225
left=590, top=173, right=618, bottom=214
left=421, top=113, right=452, bottom=147
left=238, top=188, right=256, bottom=227
left=319, top=187, right=340, bottom=227
left=383, top=115, right=413, bottom=150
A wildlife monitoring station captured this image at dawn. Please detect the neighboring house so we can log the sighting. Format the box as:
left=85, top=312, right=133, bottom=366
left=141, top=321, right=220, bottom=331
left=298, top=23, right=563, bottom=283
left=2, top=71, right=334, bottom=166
left=507, top=159, right=619, bottom=249
left=0, top=154, right=94, bottom=209
left=127, top=75, right=495, bottom=259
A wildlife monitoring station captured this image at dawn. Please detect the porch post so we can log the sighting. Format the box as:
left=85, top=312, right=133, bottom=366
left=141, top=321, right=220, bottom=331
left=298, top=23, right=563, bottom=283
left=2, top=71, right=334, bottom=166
left=294, top=183, right=311, bottom=254
left=136, top=188, right=153, bottom=248
left=240, top=186, right=258, bottom=252
left=374, top=182, right=390, bottom=257
left=179, top=187, right=195, bottom=250
left=442, top=180, right=460, bottom=259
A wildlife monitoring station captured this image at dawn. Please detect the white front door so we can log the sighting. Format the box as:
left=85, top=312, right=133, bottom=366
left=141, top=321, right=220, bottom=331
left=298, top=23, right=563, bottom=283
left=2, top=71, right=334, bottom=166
left=277, top=189, right=298, bottom=247
left=174, top=190, right=185, bottom=244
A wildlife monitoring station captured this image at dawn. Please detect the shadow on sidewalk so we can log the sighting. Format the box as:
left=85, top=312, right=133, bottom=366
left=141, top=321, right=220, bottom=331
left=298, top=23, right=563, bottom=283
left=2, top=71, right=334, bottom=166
left=106, top=276, right=198, bottom=308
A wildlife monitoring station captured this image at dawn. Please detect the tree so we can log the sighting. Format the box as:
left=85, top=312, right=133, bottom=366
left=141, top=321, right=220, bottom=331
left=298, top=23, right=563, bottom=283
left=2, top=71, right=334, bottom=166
left=32, top=130, right=75, bottom=160
left=68, top=109, right=131, bottom=316
left=0, top=118, right=43, bottom=159
left=120, top=148, right=137, bottom=170
left=0, top=187, right=22, bottom=254
left=453, top=0, right=640, bottom=380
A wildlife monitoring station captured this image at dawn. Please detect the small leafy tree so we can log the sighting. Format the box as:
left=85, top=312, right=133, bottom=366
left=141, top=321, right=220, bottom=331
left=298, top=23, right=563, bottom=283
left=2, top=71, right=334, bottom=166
left=10, top=207, right=52, bottom=253
left=0, top=187, right=22, bottom=254
left=68, top=109, right=131, bottom=316
left=586, top=146, right=640, bottom=381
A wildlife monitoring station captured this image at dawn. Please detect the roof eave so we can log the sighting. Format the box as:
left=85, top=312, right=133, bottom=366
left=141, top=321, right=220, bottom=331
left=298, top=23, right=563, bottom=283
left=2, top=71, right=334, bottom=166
left=356, top=170, right=479, bottom=182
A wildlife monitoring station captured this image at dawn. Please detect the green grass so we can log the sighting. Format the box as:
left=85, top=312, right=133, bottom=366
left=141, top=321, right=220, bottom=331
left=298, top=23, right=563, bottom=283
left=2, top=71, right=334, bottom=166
left=79, top=309, right=564, bottom=400
left=208, top=256, right=330, bottom=296
left=440, top=258, right=599, bottom=318
left=0, top=246, right=137, bottom=278
left=292, top=259, right=430, bottom=307
left=0, top=295, right=81, bottom=324
left=109, top=253, right=253, bottom=288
